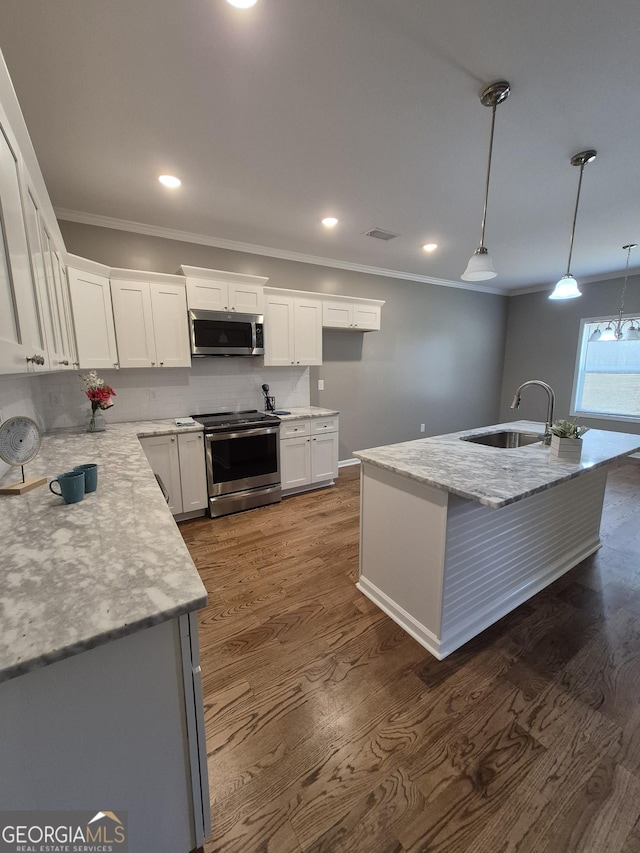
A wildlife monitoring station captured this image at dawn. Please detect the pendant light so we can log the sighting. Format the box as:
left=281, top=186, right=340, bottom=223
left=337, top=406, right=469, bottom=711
left=589, top=244, right=639, bottom=341
left=549, top=150, right=597, bottom=300
left=461, top=81, right=510, bottom=282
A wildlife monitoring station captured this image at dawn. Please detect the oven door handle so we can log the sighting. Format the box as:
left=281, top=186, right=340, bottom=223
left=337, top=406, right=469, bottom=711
left=205, top=425, right=280, bottom=443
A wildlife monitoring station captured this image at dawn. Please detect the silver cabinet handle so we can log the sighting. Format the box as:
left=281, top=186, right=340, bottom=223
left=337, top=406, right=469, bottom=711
left=58, top=360, right=69, bottom=366
left=170, top=437, right=175, bottom=442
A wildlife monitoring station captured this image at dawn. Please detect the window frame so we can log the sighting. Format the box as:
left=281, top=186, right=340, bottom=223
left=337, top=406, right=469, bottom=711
left=570, top=314, right=640, bottom=424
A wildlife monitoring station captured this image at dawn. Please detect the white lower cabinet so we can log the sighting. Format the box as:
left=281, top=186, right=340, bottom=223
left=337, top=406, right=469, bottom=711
left=0, top=616, right=210, bottom=853
left=140, top=432, right=207, bottom=518
left=280, top=417, right=339, bottom=494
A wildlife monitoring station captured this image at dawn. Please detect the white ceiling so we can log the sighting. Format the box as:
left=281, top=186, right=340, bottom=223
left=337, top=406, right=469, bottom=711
left=1, top=0, right=639, bottom=294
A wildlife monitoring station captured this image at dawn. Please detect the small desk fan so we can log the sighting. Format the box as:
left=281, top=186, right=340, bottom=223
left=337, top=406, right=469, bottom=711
left=0, top=416, right=47, bottom=495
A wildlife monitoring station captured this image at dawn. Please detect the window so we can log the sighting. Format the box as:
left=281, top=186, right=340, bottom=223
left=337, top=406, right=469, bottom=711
left=572, top=316, right=640, bottom=422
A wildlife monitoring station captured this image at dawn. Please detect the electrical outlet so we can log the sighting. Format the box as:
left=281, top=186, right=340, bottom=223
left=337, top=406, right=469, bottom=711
left=317, top=379, right=325, bottom=391
left=49, top=392, right=64, bottom=407
left=420, top=423, right=426, bottom=433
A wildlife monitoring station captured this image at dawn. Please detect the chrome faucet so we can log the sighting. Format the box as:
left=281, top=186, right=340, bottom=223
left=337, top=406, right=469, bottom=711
left=510, top=380, right=556, bottom=440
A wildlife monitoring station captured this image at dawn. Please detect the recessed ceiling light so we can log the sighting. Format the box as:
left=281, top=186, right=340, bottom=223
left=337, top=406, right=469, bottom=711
left=322, top=217, right=338, bottom=228
left=423, top=243, right=438, bottom=252
left=226, top=0, right=258, bottom=8
left=158, top=175, right=181, bottom=188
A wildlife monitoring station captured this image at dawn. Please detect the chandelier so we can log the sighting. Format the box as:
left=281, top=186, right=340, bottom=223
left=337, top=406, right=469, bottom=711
left=589, top=244, right=640, bottom=341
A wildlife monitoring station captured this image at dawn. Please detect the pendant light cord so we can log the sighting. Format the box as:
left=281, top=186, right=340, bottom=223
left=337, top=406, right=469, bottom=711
left=565, top=163, right=585, bottom=276
left=479, top=104, right=497, bottom=250
left=619, top=245, right=633, bottom=317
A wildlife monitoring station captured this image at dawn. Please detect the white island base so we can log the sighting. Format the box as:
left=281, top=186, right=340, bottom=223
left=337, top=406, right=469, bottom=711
left=357, top=463, right=607, bottom=660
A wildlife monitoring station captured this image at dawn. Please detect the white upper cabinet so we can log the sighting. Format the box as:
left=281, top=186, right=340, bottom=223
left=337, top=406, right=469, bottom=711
left=150, top=282, right=192, bottom=368
left=263, top=291, right=322, bottom=366
left=322, top=298, right=383, bottom=331
left=179, top=266, right=268, bottom=314
left=110, top=274, right=190, bottom=368
left=68, top=260, right=118, bottom=370
left=0, top=122, right=46, bottom=374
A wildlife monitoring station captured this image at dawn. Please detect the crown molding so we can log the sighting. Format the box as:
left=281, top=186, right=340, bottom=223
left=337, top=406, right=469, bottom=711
left=55, top=208, right=508, bottom=296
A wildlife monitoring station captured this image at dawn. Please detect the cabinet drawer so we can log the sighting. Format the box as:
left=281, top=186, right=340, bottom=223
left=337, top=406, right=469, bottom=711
left=311, top=418, right=337, bottom=435
left=280, top=419, right=311, bottom=438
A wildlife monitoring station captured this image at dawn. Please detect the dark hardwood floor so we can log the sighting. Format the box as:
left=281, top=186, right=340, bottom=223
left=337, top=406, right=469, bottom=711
left=179, top=458, right=640, bottom=853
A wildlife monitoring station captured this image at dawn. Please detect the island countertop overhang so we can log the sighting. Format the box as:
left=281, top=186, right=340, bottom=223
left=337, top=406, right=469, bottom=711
left=354, top=420, right=640, bottom=509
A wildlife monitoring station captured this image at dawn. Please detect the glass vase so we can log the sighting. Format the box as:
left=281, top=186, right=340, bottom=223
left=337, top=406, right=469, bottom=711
left=86, top=408, right=106, bottom=432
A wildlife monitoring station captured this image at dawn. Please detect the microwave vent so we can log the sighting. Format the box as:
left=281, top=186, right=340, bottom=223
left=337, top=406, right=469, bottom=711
left=364, top=227, right=399, bottom=241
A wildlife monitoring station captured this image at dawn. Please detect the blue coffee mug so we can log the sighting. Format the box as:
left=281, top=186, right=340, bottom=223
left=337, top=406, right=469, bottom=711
left=73, top=463, right=98, bottom=493
left=49, top=471, right=85, bottom=504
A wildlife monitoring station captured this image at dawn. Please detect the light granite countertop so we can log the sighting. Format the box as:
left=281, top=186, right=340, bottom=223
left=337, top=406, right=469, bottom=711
left=354, top=420, right=640, bottom=509
left=272, top=406, right=339, bottom=420
left=0, top=419, right=207, bottom=683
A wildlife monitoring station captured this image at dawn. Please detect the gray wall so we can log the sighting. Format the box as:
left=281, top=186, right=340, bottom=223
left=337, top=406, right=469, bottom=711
left=500, top=274, right=640, bottom=435
left=60, top=221, right=509, bottom=459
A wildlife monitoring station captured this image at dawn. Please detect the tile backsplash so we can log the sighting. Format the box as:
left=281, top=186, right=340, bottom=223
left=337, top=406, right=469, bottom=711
left=33, top=359, right=310, bottom=430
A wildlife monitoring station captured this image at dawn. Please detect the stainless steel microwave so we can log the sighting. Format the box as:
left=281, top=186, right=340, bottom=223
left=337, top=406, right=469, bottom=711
left=188, top=309, right=264, bottom=357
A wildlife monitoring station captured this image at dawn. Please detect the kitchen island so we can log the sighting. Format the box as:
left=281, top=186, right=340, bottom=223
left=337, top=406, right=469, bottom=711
left=0, top=420, right=210, bottom=852
left=354, top=421, right=640, bottom=660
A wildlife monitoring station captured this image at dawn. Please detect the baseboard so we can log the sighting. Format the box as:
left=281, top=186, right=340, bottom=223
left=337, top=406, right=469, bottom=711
left=339, top=458, right=361, bottom=468
left=356, top=577, right=444, bottom=659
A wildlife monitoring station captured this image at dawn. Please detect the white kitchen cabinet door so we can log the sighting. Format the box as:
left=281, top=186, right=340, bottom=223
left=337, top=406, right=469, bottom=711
left=19, top=184, right=51, bottom=373
left=227, top=282, right=264, bottom=314
left=111, top=279, right=157, bottom=368
left=322, top=299, right=381, bottom=331
left=264, top=293, right=295, bottom=366
left=139, top=434, right=183, bottom=515
left=38, top=223, right=70, bottom=369
left=186, top=276, right=228, bottom=312
left=50, top=246, right=76, bottom=369
left=68, top=268, right=119, bottom=369
left=352, top=303, right=381, bottom=331
left=150, top=282, right=191, bottom=368
left=0, top=123, right=46, bottom=373
left=183, top=268, right=266, bottom=313
left=177, top=432, right=207, bottom=513
left=311, top=432, right=339, bottom=483
left=293, top=298, right=322, bottom=365
left=322, top=301, right=352, bottom=329
left=280, top=434, right=312, bottom=490
left=264, top=293, right=322, bottom=366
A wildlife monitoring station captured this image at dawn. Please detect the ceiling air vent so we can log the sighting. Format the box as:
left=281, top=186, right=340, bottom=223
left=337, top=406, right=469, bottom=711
left=364, top=227, right=398, bottom=241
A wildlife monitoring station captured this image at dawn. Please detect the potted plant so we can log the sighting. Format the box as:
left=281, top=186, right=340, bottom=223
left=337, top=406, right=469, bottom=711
left=549, top=419, right=588, bottom=461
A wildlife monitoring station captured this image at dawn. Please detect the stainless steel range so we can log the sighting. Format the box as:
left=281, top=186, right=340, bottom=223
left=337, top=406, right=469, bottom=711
left=192, top=410, right=281, bottom=518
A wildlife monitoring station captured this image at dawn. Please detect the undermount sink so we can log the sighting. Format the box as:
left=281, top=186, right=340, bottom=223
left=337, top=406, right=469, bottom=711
left=461, top=430, right=546, bottom=449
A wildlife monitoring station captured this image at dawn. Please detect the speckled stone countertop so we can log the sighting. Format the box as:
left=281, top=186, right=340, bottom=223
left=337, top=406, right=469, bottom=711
left=0, top=419, right=207, bottom=683
left=272, top=406, right=339, bottom=420
left=354, top=420, right=640, bottom=509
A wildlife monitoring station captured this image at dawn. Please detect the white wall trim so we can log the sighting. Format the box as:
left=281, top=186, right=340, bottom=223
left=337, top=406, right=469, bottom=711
left=338, top=458, right=361, bottom=468
left=55, top=208, right=508, bottom=296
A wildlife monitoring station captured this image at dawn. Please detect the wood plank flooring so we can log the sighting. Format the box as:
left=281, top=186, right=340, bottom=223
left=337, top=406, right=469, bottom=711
left=179, top=458, right=640, bottom=853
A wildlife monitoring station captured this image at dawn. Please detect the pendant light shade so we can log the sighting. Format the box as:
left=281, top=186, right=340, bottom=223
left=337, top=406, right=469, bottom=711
left=549, top=150, right=597, bottom=300
left=461, top=81, right=510, bottom=282
left=462, top=247, right=496, bottom=281
left=548, top=274, right=581, bottom=300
